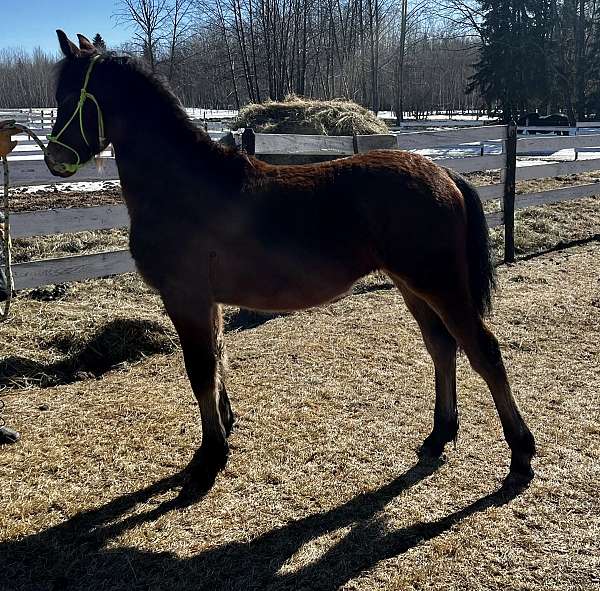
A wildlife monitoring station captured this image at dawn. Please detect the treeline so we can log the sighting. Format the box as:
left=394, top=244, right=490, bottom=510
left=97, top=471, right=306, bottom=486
left=467, top=0, right=600, bottom=121
left=0, top=0, right=483, bottom=118
left=115, top=0, right=485, bottom=118
left=3, top=0, right=600, bottom=121
left=0, top=48, right=56, bottom=108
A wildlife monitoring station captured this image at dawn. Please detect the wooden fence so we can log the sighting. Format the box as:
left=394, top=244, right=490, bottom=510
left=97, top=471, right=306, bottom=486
left=4, top=122, right=600, bottom=291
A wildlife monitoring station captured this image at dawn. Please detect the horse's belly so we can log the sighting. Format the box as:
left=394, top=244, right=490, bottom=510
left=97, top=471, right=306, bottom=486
left=211, top=253, right=370, bottom=312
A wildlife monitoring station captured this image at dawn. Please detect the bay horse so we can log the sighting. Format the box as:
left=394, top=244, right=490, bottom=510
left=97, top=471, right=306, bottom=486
left=46, top=31, right=535, bottom=493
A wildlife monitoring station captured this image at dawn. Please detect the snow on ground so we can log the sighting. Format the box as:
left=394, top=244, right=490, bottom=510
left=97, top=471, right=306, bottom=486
left=17, top=180, right=121, bottom=194
left=376, top=111, right=497, bottom=121
left=185, top=108, right=237, bottom=119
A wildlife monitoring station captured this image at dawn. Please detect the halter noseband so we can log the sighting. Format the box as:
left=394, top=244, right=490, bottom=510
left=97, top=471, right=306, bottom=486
left=48, top=55, right=105, bottom=173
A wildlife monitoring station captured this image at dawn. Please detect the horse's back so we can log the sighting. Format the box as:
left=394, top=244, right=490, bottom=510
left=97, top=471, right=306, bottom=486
left=244, top=150, right=467, bottom=284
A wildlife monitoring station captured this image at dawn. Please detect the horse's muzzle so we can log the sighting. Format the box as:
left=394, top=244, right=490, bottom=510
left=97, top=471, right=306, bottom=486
left=44, top=153, right=76, bottom=178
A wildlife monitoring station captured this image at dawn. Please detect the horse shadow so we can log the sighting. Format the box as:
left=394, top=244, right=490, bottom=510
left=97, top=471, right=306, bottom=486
left=0, top=457, right=528, bottom=591
left=225, top=308, right=284, bottom=331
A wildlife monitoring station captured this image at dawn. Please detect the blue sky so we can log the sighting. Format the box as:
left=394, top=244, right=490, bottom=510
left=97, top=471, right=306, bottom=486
left=0, top=0, right=131, bottom=54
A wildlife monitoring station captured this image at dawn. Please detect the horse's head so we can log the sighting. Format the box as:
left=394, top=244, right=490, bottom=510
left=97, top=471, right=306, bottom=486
left=46, top=30, right=109, bottom=178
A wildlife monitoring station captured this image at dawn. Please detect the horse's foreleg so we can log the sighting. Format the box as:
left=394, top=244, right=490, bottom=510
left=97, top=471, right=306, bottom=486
left=165, top=297, right=228, bottom=490
left=214, top=304, right=235, bottom=437
left=397, top=284, right=459, bottom=457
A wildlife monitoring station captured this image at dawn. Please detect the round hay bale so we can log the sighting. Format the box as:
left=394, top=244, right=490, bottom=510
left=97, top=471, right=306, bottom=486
left=232, top=94, right=388, bottom=136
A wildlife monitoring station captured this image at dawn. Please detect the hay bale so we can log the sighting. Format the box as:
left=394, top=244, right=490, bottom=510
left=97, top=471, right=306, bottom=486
left=232, top=95, right=388, bottom=136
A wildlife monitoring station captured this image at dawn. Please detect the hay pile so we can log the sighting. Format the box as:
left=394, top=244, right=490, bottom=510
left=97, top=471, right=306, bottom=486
left=233, top=95, right=388, bottom=136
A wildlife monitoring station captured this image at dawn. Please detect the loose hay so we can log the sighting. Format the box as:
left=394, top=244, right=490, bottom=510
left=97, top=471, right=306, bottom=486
left=0, top=242, right=598, bottom=590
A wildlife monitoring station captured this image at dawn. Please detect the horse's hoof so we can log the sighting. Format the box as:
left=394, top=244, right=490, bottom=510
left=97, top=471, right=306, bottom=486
left=186, top=440, right=229, bottom=493
left=418, top=435, right=446, bottom=459
left=503, top=466, right=534, bottom=491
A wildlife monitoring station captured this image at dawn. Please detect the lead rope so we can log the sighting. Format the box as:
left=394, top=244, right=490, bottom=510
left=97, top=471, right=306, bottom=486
left=0, top=122, right=48, bottom=322
left=0, top=155, right=14, bottom=438
left=0, top=121, right=47, bottom=444
left=1, top=154, right=14, bottom=322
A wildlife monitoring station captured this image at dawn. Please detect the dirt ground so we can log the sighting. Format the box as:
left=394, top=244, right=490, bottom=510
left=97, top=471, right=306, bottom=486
left=0, top=238, right=598, bottom=590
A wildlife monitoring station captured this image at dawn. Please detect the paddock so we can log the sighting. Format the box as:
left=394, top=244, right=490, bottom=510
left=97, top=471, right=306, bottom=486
left=0, top=236, right=598, bottom=590
left=0, top=110, right=599, bottom=589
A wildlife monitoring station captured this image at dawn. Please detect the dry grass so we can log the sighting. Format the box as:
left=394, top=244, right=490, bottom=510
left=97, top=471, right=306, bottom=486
left=13, top=228, right=128, bottom=263
left=9, top=182, right=121, bottom=212
left=232, top=95, right=389, bottom=136
left=489, top=195, right=600, bottom=260
left=0, top=242, right=599, bottom=590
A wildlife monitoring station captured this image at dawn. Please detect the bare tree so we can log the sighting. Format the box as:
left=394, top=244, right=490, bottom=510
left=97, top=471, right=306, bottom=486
left=167, top=0, right=195, bottom=81
left=114, top=0, right=170, bottom=71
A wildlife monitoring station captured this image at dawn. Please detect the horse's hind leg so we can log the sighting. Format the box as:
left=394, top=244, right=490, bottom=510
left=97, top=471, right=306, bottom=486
left=214, top=304, right=235, bottom=436
left=164, top=295, right=228, bottom=491
left=396, top=286, right=459, bottom=457
left=423, top=288, right=535, bottom=483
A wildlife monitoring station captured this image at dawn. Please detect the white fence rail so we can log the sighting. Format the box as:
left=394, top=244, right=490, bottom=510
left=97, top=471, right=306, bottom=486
left=6, top=122, right=600, bottom=290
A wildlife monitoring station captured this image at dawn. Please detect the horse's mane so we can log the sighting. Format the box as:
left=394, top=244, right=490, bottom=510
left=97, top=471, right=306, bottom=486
left=107, top=53, right=198, bottom=131
left=56, top=53, right=188, bottom=117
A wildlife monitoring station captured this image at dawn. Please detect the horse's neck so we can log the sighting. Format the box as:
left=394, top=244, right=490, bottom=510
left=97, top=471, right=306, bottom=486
left=110, top=116, right=211, bottom=173
left=103, top=79, right=216, bottom=194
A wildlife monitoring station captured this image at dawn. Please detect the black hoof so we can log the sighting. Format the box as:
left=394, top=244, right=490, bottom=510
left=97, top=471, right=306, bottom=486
left=418, top=438, right=445, bottom=460
left=419, top=417, right=459, bottom=458
left=505, top=428, right=535, bottom=489
left=185, top=440, right=229, bottom=494
left=503, top=466, right=534, bottom=491
left=419, top=426, right=456, bottom=459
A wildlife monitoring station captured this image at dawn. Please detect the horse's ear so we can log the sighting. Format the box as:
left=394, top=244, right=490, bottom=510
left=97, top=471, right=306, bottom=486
left=57, top=30, right=80, bottom=59
left=77, top=34, right=96, bottom=54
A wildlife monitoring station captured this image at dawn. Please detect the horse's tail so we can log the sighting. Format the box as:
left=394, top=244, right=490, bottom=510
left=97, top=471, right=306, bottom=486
left=444, top=167, right=496, bottom=316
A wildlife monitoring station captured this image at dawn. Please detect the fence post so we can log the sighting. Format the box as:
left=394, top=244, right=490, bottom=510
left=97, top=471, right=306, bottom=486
left=503, top=121, right=518, bottom=263
left=241, top=128, right=255, bottom=155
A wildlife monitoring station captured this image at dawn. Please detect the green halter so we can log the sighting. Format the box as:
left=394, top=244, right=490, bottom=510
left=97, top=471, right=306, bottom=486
left=48, top=55, right=105, bottom=173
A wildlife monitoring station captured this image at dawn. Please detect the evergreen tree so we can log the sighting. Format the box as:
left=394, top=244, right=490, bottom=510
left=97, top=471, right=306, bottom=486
left=92, top=33, right=107, bottom=51
left=468, top=0, right=554, bottom=121
left=583, top=15, right=600, bottom=117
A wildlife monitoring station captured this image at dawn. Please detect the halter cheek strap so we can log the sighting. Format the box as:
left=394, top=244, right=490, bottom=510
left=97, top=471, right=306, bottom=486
left=48, top=55, right=105, bottom=173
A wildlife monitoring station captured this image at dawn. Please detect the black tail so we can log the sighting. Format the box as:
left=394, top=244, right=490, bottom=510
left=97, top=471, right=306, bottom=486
left=444, top=167, right=496, bottom=316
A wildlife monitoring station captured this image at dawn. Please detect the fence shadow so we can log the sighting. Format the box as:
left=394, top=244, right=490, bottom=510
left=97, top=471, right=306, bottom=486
left=516, top=232, right=600, bottom=261
left=0, top=457, right=528, bottom=590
